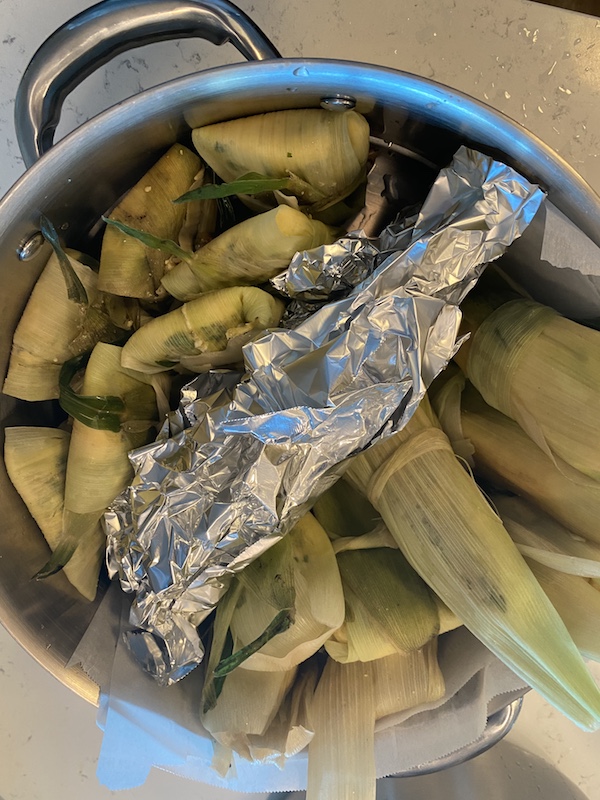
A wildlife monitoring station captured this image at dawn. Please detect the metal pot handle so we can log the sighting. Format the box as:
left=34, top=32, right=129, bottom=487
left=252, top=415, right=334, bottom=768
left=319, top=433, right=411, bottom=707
left=15, top=0, right=280, bottom=167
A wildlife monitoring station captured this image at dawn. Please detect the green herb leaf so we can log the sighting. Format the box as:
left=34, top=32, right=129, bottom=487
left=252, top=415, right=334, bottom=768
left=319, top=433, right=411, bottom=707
left=102, top=216, right=193, bottom=263
left=59, top=353, right=125, bottom=432
left=212, top=608, right=294, bottom=678
left=33, top=539, right=78, bottom=579
left=174, top=172, right=290, bottom=203
left=40, top=215, right=89, bottom=305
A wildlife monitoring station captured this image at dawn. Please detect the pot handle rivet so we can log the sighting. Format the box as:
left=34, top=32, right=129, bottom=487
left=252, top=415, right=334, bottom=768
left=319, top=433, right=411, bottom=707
left=17, top=232, right=45, bottom=261
left=320, top=95, right=357, bottom=111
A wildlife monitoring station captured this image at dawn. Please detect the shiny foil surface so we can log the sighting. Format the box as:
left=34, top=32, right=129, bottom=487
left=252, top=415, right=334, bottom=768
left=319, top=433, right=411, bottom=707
left=105, top=147, right=544, bottom=684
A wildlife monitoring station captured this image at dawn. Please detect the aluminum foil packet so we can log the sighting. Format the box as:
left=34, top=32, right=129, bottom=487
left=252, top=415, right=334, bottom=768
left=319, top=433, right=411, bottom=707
left=105, top=146, right=544, bottom=685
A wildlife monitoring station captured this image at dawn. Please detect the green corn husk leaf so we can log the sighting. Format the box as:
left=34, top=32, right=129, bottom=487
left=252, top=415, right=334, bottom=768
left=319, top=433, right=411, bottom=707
left=4, top=427, right=104, bottom=600
left=458, top=382, right=600, bottom=545
left=461, top=297, right=600, bottom=481
left=345, top=399, right=600, bottom=731
left=3, top=249, right=102, bottom=401
left=120, top=285, right=285, bottom=374
left=174, top=172, right=291, bottom=203
left=312, top=476, right=381, bottom=540
left=491, top=493, right=600, bottom=578
left=98, top=144, right=201, bottom=300
left=307, top=658, right=376, bottom=800
left=527, top=559, right=600, bottom=662
left=325, top=545, right=439, bottom=663
left=372, top=639, right=445, bottom=720
left=192, top=109, right=370, bottom=214
left=228, top=513, right=345, bottom=672
left=161, top=205, right=335, bottom=301
left=102, top=217, right=192, bottom=263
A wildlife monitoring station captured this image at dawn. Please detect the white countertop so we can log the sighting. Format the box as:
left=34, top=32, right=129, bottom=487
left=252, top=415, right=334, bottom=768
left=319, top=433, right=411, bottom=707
left=1, top=0, right=600, bottom=797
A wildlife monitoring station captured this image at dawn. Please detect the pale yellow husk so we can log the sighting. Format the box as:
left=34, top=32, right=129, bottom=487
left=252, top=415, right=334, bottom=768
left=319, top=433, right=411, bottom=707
left=325, top=544, right=439, bottom=663
left=202, top=665, right=298, bottom=758
left=161, top=205, right=334, bottom=301
left=120, top=286, right=284, bottom=374
left=4, top=427, right=104, bottom=600
left=526, top=559, right=600, bottom=662
left=98, top=143, right=201, bottom=299
left=63, top=343, right=166, bottom=542
left=464, top=298, right=600, bottom=481
left=3, top=251, right=99, bottom=401
left=228, top=513, right=345, bottom=672
left=191, top=109, right=370, bottom=211
left=306, top=658, right=376, bottom=800
left=311, top=476, right=381, bottom=540
left=492, top=493, right=600, bottom=578
left=345, top=399, right=600, bottom=731
left=458, top=383, right=600, bottom=544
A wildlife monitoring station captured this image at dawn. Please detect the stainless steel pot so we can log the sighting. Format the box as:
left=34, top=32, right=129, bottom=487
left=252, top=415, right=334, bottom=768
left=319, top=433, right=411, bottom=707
left=1, top=0, right=598, bottom=772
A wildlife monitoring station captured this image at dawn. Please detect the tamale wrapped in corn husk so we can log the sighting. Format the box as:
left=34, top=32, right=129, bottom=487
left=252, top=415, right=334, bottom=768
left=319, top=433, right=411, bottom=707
left=457, top=297, right=600, bottom=481
left=99, top=144, right=202, bottom=300
left=4, top=427, right=104, bottom=600
left=56, top=344, right=168, bottom=573
left=225, top=513, right=345, bottom=673
left=345, top=398, right=600, bottom=731
left=525, top=560, right=600, bottom=662
left=3, top=250, right=109, bottom=401
left=161, top=205, right=334, bottom=301
left=120, top=286, right=284, bottom=374
left=492, top=493, right=600, bottom=578
left=192, top=109, right=370, bottom=213
left=455, top=380, right=600, bottom=544
left=325, top=540, right=439, bottom=664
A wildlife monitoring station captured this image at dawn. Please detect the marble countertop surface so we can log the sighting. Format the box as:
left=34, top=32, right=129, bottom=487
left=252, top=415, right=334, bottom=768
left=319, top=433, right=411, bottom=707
left=1, top=0, right=600, bottom=797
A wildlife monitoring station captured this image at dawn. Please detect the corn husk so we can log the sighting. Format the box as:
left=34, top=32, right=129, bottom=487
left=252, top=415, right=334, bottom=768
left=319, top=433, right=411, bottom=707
left=4, top=427, right=104, bottom=600
left=325, top=544, right=439, bottom=663
left=457, top=381, right=600, bottom=544
left=306, top=658, right=376, bottom=800
left=202, top=665, right=298, bottom=757
left=191, top=109, right=370, bottom=213
left=120, top=286, right=284, bottom=374
left=98, top=144, right=202, bottom=300
left=460, top=298, right=600, bottom=481
left=526, top=560, right=600, bottom=662
left=345, top=399, right=600, bottom=731
left=311, top=476, right=381, bottom=540
left=3, top=251, right=103, bottom=400
left=492, top=493, right=600, bottom=578
left=227, top=513, right=345, bottom=672
left=57, top=344, right=167, bottom=574
left=161, top=205, right=334, bottom=301
left=372, top=640, right=446, bottom=719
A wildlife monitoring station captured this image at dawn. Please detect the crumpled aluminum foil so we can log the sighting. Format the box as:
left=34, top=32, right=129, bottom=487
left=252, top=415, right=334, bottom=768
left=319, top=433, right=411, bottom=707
left=105, top=146, right=544, bottom=685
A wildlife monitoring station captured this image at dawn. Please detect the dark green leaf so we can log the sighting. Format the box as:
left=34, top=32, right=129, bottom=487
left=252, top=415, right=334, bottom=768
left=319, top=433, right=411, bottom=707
left=59, top=353, right=125, bottom=432
left=174, top=173, right=290, bottom=204
left=212, top=608, right=294, bottom=678
left=39, top=215, right=89, bottom=305
left=33, top=539, right=78, bottom=579
left=102, top=216, right=192, bottom=263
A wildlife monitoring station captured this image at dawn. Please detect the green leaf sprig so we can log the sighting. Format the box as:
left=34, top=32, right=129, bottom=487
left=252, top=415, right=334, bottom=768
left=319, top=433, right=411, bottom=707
left=102, top=216, right=193, bottom=263
left=59, top=353, right=125, bottom=433
left=173, top=172, right=290, bottom=204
